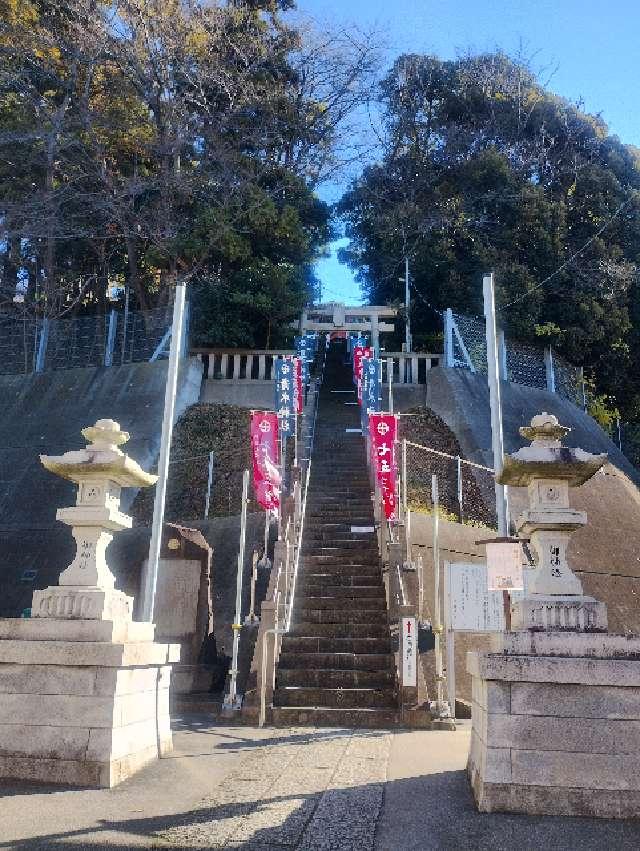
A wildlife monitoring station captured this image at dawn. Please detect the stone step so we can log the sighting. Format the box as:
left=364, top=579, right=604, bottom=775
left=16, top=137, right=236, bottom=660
left=303, top=543, right=379, bottom=555
left=295, top=609, right=388, bottom=625
left=288, top=622, right=390, bottom=639
left=300, top=586, right=383, bottom=599
left=274, top=686, right=397, bottom=709
left=271, top=706, right=400, bottom=729
left=303, top=553, right=379, bottom=566
left=278, top=648, right=394, bottom=668
left=301, top=563, right=381, bottom=575
left=277, top=668, right=395, bottom=689
left=280, top=636, right=392, bottom=654
left=297, top=595, right=386, bottom=610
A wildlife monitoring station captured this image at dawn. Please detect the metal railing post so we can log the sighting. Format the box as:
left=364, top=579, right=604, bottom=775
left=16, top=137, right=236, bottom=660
left=544, top=346, right=556, bottom=394
left=245, top=550, right=259, bottom=625
left=456, top=455, right=463, bottom=523
left=35, top=317, right=49, bottom=373
left=104, top=310, right=117, bottom=367
left=204, top=450, right=214, bottom=518
left=444, top=308, right=454, bottom=368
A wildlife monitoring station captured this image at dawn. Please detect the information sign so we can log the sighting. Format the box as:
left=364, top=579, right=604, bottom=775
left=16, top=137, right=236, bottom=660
left=401, top=616, right=417, bottom=686
left=486, top=541, right=524, bottom=591
left=445, top=562, right=531, bottom=632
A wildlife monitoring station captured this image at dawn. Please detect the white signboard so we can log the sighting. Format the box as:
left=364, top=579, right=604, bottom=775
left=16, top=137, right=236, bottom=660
left=445, top=562, right=531, bottom=633
left=401, top=616, right=417, bottom=686
left=486, top=541, right=524, bottom=591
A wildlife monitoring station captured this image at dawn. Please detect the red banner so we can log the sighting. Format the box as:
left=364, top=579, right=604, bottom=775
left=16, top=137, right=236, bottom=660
left=369, top=413, right=398, bottom=521
left=354, top=346, right=373, bottom=404
left=250, top=411, right=281, bottom=511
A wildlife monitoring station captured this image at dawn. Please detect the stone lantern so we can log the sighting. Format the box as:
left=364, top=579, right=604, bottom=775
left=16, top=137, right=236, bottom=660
left=0, top=419, right=180, bottom=788
left=497, top=412, right=607, bottom=631
left=33, top=418, right=157, bottom=622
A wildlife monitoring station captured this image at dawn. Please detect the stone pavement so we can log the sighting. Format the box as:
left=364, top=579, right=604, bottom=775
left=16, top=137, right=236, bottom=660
left=2, top=716, right=640, bottom=850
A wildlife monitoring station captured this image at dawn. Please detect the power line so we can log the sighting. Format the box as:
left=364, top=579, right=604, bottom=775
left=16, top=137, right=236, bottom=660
left=501, top=197, right=634, bottom=308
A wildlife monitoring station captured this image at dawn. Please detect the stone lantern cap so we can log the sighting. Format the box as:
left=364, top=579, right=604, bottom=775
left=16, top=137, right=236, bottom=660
left=40, top=418, right=157, bottom=488
left=497, top=412, right=606, bottom=488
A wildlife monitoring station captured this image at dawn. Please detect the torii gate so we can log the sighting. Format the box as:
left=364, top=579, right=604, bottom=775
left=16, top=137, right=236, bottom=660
left=298, top=303, right=397, bottom=351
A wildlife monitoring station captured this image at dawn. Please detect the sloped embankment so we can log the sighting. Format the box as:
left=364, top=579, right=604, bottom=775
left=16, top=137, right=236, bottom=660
left=132, top=403, right=258, bottom=524
left=398, top=407, right=495, bottom=528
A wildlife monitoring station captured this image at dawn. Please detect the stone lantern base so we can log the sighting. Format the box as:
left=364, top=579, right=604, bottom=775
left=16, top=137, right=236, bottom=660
left=0, top=618, right=180, bottom=788
left=467, top=631, right=640, bottom=818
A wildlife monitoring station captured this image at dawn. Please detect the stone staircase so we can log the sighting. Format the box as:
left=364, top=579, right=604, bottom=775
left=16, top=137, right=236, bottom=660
left=272, top=342, right=398, bottom=727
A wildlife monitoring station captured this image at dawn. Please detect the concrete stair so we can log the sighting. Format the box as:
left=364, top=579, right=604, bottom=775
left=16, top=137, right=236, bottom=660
left=273, top=341, right=398, bottom=727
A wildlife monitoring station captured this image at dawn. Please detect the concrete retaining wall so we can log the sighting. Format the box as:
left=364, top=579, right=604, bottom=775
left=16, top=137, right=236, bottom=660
left=0, top=358, right=203, bottom=615
left=426, top=367, right=639, bottom=485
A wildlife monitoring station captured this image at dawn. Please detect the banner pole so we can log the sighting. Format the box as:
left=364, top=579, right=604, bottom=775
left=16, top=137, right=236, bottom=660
left=224, top=468, right=249, bottom=709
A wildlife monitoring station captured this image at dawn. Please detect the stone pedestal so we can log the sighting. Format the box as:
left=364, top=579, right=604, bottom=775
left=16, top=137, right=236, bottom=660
left=0, top=618, right=179, bottom=787
left=467, top=632, right=640, bottom=817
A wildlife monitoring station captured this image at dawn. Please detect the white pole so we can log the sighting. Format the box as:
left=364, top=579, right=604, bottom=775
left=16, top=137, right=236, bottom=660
left=141, top=283, right=186, bottom=622
left=405, top=257, right=411, bottom=353
left=204, top=450, right=214, bottom=519
left=402, top=438, right=410, bottom=564
left=225, top=468, right=250, bottom=708
left=444, top=563, right=456, bottom=720
left=482, top=273, right=509, bottom=536
left=432, top=474, right=444, bottom=708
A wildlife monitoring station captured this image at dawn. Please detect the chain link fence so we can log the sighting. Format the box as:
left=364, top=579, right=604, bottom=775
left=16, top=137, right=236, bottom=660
left=448, top=310, right=584, bottom=407
left=0, top=315, right=38, bottom=374
left=403, top=440, right=497, bottom=529
left=0, top=306, right=173, bottom=374
left=132, top=447, right=260, bottom=525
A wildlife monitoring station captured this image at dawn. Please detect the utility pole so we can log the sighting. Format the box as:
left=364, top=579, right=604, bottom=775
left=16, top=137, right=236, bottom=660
left=405, top=257, right=411, bottom=353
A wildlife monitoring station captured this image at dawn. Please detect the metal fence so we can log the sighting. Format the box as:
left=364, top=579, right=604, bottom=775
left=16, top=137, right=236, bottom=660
left=402, top=439, right=497, bottom=530
left=0, top=305, right=174, bottom=375
left=444, top=308, right=585, bottom=407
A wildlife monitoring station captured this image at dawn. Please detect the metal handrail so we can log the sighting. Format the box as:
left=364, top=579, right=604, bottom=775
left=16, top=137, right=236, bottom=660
left=404, top=439, right=495, bottom=473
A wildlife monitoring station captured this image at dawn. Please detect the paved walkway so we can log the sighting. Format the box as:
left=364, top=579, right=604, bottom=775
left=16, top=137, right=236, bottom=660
left=2, top=717, right=640, bottom=849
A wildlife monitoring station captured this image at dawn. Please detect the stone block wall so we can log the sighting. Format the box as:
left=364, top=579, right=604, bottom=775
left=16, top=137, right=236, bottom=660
left=468, top=646, right=640, bottom=817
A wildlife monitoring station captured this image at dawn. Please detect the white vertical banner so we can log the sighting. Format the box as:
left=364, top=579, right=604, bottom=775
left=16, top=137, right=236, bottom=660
left=401, top=616, right=417, bottom=687
left=486, top=541, right=524, bottom=591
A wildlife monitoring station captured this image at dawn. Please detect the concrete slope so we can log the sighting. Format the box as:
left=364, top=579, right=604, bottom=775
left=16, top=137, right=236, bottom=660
left=426, top=366, right=639, bottom=485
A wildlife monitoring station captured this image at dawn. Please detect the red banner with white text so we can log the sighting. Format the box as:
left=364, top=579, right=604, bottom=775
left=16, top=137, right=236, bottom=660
left=353, top=346, right=373, bottom=404
left=369, top=412, right=399, bottom=521
left=250, top=411, right=281, bottom=512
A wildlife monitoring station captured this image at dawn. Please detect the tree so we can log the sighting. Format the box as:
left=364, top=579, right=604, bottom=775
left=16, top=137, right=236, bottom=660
left=338, top=51, right=640, bottom=421
left=0, top=0, right=378, bottom=349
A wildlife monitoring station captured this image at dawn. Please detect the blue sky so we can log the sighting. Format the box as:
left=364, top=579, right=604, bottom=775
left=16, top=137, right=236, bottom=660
left=301, top=0, right=640, bottom=305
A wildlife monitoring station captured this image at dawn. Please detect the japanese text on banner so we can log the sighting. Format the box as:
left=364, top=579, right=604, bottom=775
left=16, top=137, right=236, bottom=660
left=250, top=411, right=281, bottom=511
left=360, top=357, right=381, bottom=431
left=369, top=412, right=399, bottom=521
left=353, top=345, right=373, bottom=403
left=274, top=358, right=296, bottom=435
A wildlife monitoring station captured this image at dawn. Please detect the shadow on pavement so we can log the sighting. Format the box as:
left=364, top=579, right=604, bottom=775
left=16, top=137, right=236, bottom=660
left=3, top=768, right=640, bottom=850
